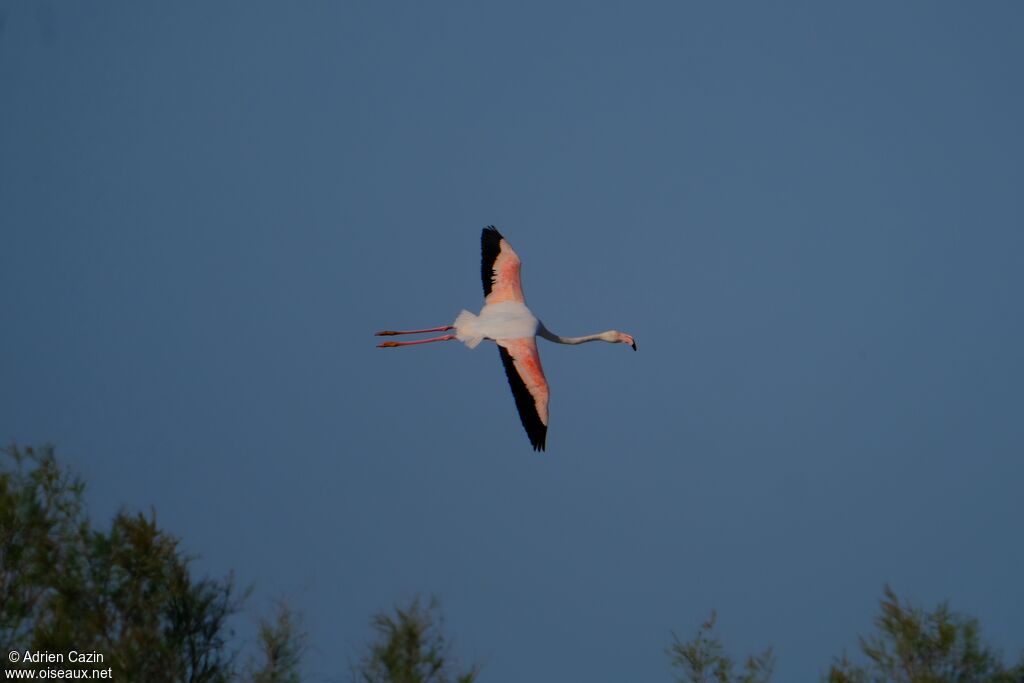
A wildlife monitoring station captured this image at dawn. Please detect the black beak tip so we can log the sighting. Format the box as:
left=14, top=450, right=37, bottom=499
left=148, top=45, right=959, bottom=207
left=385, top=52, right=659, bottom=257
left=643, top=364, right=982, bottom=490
left=631, top=341, right=637, bottom=351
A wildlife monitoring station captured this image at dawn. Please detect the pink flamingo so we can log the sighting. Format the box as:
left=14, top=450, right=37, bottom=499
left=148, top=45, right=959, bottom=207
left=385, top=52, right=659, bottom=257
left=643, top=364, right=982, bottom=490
left=376, top=226, right=636, bottom=451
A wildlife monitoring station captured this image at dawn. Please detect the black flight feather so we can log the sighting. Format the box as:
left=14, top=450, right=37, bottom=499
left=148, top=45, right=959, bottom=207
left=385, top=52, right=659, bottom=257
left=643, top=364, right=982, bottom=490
left=481, top=225, right=503, bottom=297
left=497, top=345, right=547, bottom=452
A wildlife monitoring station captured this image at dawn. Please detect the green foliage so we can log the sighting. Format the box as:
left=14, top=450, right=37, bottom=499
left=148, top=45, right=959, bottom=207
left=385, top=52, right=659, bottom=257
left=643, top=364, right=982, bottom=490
left=826, top=586, right=1024, bottom=683
left=0, top=444, right=245, bottom=682
left=245, top=602, right=306, bottom=683
left=354, top=597, right=478, bottom=683
left=667, top=610, right=775, bottom=683
left=9, top=444, right=1024, bottom=683
left=37, top=510, right=242, bottom=681
left=0, top=444, right=88, bottom=654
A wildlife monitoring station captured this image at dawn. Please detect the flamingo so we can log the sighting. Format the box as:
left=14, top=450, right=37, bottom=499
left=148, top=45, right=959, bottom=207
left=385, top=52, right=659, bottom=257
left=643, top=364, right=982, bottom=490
left=376, top=226, right=636, bottom=451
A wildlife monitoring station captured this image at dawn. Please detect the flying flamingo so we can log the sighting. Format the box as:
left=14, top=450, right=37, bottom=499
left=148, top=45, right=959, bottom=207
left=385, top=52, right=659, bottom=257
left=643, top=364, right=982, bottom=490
left=376, top=226, right=636, bottom=451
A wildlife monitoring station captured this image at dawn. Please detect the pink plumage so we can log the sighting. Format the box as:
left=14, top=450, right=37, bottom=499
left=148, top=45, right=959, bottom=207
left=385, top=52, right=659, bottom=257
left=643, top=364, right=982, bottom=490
left=376, top=226, right=636, bottom=451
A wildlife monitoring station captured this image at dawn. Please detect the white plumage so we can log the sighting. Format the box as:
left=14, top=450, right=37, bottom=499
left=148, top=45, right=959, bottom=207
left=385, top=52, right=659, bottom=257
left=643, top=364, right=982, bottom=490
left=454, top=302, right=539, bottom=349
left=376, top=226, right=635, bottom=451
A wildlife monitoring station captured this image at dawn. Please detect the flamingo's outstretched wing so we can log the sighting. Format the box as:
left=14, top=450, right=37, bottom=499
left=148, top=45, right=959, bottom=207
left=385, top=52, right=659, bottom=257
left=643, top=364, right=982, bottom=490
left=482, top=226, right=526, bottom=304
left=496, top=337, right=549, bottom=451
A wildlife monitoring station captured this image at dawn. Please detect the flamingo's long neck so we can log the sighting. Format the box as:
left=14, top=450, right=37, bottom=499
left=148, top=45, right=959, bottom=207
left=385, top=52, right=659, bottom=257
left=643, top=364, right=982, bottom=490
left=537, top=323, right=614, bottom=346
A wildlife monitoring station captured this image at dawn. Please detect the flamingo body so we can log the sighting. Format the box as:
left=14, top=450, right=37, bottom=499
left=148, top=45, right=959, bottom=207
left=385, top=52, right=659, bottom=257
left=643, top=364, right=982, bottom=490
left=453, top=302, right=538, bottom=349
left=376, top=226, right=635, bottom=452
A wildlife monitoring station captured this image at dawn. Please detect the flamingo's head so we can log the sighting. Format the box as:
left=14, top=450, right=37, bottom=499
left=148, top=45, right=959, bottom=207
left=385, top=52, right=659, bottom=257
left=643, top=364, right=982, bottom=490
left=611, top=331, right=636, bottom=351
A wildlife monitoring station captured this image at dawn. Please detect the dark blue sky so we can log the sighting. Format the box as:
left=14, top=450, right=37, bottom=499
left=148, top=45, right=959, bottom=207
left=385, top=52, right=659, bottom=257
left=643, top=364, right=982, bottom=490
left=3, top=2, right=1023, bottom=681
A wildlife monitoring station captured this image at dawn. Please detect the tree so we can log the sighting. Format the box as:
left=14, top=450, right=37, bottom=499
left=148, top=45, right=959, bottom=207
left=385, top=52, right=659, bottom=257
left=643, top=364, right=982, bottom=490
left=244, top=602, right=306, bottom=683
left=0, top=444, right=245, bottom=682
left=1, top=443, right=94, bottom=656
left=667, top=610, right=775, bottom=683
left=353, top=597, right=478, bottom=683
left=826, top=586, right=1024, bottom=683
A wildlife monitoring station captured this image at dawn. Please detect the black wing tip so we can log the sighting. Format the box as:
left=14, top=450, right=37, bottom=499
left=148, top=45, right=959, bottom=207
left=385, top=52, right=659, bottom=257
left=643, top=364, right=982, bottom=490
left=528, top=422, right=547, bottom=451
left=481, top=226, right=504, bottom=297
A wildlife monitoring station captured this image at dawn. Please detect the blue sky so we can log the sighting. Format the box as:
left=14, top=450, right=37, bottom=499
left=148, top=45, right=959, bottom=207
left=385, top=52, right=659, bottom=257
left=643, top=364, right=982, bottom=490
left=2, top=2, right=1023, bottom=681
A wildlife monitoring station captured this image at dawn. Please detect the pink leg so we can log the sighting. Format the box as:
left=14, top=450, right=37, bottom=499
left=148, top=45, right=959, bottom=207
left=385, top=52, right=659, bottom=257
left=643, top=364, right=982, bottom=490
left=375, top=326, right=454, bottom=336
left=378, top=334, right=458, bottom=348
